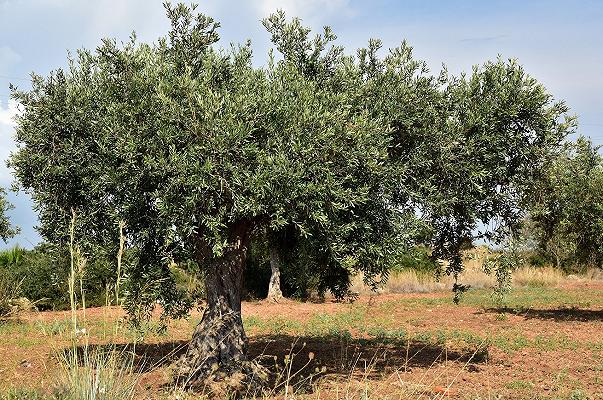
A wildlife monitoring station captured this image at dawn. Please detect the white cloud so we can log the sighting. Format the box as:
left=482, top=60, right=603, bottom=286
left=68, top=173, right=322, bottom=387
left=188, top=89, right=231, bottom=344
left=0, top=98, right=18, bottom=127
left=0, top=99, right=18, bottom=185
left=0, top=45, right=21, bottom=75
left=252, top=0, right=353, bottom=22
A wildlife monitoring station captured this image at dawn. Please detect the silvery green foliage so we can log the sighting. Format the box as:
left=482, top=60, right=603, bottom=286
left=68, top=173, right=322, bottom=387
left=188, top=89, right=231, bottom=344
left=350, top=44, right=573, bottom=297
left=8, top=2, right=572, bottom=319
left=9, top=4, right=394, bottom=320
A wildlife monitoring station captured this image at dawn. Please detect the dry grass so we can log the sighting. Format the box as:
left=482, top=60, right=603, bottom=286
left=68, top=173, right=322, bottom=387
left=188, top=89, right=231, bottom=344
left=512, top=266, right=564, bottom=288
left=0, top=275, right=24, bottom=318
left=582, top=267, right=603, bottom=281
left=351, top=248, right=601, bottom=295
left=55, top=348, right=139, bottom=400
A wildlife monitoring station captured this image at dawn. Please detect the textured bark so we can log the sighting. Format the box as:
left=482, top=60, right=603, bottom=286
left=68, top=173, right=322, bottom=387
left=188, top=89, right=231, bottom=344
left=176, top=220, right=267, bottom=390
left=267, top=244, right=283, bottom=302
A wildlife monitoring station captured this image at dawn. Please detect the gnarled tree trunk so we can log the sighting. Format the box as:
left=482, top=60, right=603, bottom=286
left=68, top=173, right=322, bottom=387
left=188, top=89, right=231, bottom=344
left=267, top=244, right=283, bottom=302
left=176, top=220, right=266, bottom=390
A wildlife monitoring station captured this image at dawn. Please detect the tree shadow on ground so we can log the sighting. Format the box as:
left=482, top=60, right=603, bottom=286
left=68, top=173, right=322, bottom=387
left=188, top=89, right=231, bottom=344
left=249, top=334, right=487, bottom=383
left=482, top=306, right=603, bottom=322
left=74, top=333, right=488, bottom=385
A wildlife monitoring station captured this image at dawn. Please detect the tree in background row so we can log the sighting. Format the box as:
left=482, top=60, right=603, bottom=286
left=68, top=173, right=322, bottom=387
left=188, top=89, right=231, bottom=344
left=524, top=137, right=603, bottom=270
left=0, top=189, right=16, bottom=242
left=8, top=2, right=572, bottom=389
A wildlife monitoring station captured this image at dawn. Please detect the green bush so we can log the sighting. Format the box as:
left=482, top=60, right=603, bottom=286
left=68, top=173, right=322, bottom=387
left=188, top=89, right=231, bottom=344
left=389, top=245, right=440, bottom=275
left=0, top=244, right=119, bottom=311
left=0, top=246, right=26, bottom=268
left=0, top=246, right=27, bottom=316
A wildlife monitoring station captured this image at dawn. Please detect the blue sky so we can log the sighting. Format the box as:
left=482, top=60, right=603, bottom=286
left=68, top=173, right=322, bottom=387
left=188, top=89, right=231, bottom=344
left=1, top=0, right=602, bottom=249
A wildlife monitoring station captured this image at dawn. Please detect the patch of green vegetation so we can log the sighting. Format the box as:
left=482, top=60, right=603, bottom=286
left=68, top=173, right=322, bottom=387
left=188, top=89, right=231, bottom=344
left=365, top=326, right=407, bottom=342
left=304, top=308, right=366, bottom=336
left=533, top=334, right=579, bottom=351
left=380, top=287, right=603, bottom=320
left=35, top=319, right=71, bottom=336
left=492, top=333, right=529, bottom=353
left=505, top=379, right=534, bottom=390
left=588, top=341, right=603, bottom=352
left=567, top=389, right=589, bottom=400
left=265, top=317, right=304, bottom=334
left=0, top=321, right=34, bottom=336
left=9, top=336, right=46, bottom=348
left=243, top=315, right=263, bottom=329
left=494, top=313, right=508, bottom=321
left=0, top=388, right=50, bottom=400
left=591, top=360, right=603, bottom=372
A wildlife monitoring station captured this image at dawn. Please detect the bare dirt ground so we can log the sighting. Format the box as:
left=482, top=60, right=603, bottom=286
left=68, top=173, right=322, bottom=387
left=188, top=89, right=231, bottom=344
left=1, top=282, right=602, bottom=399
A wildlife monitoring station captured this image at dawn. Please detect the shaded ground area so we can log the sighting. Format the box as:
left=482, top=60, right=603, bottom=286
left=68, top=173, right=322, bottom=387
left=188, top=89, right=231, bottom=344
left=0, top=283, right=602, bottom=399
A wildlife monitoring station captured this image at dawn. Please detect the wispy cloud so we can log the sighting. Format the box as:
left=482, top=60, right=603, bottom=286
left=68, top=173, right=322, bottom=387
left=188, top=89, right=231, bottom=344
left=252, top=0, right=354, bottom=21
left=0, top=99, right=18, bottom=186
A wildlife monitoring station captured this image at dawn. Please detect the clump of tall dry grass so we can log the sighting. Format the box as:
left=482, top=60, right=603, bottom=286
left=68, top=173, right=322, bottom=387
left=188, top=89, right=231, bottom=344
left=352, top=247, right=600, bottom=295
left=52, top=211, right=139, bottom=400
left=55, top=349, right=138, bottom=400
left=512, top=266, right=563, bottom=287
left=583, top=268, right=603, bottom=281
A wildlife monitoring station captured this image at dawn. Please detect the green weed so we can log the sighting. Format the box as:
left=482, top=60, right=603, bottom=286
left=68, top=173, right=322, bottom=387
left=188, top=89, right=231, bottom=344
left=505, top=379, right=534, bottom=390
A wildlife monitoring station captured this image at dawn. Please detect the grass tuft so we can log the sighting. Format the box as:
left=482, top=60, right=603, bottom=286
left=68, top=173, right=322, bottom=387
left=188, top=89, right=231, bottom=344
left=55, top=348, right=138, bottom=400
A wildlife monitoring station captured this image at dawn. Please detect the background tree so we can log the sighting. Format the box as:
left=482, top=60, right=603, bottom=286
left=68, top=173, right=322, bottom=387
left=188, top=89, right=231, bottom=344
left=417, top=60, right=574, bottom=295
left=264, top=226, right=292, bottom=302
left=349, top=41, right=573, bottom=297
left=524, top=137, right=603, bottom=270
left=0, top=189, right=17, bottom=242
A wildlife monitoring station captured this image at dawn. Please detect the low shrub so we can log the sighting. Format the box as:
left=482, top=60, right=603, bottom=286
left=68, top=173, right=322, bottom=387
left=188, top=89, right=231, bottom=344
left=389, top=245, right=440, bottom=275
left=0, top=273, right=22, bottom=317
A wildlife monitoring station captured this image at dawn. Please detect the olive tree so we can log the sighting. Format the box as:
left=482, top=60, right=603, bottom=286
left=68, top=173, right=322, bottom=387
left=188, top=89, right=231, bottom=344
left=412, top=61, right=574, bottom=293
left=348, top=41, right=573, bottom=296
left=9, top=4, right=395, bottom=385
left=8, top=2, right=572, bottom=387
left=524, top=137, right=603, bottom=270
